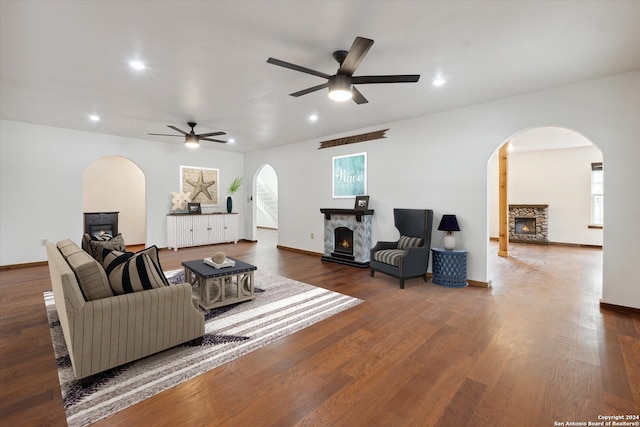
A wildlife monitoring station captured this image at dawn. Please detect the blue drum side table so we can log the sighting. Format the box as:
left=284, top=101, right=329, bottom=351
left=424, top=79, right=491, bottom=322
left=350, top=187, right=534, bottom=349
left=431, top=248, right=468, bottom=288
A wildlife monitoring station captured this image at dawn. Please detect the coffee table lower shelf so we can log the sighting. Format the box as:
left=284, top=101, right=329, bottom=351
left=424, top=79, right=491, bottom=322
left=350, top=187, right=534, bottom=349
left=182, top=258, right=257, bottom=310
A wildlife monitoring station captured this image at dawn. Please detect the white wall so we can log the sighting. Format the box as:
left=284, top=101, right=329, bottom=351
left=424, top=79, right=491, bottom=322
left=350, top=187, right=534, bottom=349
left=0, top=121, right=244, bottom=264
left=1, top=72, right=638, bottom=309
left=244, top=71, right=640, bottom=309
left=488, top=145, right=604, bottom=245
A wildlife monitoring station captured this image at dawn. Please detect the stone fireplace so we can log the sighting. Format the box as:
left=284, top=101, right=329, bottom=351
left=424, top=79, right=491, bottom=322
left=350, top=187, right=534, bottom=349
left=508, top=204, right=548, bottom=244
left=320, top=208, right=374, bottom=267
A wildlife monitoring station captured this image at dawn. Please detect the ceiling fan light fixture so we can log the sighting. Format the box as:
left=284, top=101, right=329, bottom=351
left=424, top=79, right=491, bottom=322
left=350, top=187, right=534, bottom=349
left=328, top=75, right=353, bottom=102
left=184, top=134, right=199, bottom=148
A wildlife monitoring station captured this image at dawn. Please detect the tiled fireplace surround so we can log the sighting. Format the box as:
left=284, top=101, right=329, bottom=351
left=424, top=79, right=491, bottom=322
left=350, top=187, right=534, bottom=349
left=320, top=209, right=374, bottom=268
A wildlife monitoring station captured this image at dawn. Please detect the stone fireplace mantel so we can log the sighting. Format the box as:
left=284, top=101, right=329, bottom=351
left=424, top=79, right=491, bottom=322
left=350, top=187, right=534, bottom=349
left=320, top=208, right=374, bottom=268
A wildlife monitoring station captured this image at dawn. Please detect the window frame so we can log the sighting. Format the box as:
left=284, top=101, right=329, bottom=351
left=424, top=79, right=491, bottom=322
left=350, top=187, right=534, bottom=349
left=590, top=162, right=603, bottom=227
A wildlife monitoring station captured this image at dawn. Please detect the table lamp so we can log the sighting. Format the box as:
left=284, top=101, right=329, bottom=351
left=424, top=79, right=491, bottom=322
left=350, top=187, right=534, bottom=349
left=438, top=214, right=461, bottom=250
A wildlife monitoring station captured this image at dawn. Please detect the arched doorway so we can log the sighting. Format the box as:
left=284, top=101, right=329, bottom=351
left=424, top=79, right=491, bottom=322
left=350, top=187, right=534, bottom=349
left=487, top=126, right=603, bottom=282
left=253, top=164, right=278, bottom=245
left=83, top=156, right=146, bottom=245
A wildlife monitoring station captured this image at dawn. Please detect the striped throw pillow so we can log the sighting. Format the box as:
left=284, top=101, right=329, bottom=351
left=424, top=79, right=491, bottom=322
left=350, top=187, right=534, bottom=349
left=102, top=246, right=169, bottom=295
left=397, top=235, right=423, bottom=249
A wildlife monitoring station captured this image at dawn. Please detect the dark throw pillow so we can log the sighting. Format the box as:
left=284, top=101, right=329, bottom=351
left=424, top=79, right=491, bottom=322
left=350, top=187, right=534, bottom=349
left=102, top=246, right=169, bottom=295
left=86, top=233, right=126, bottom=262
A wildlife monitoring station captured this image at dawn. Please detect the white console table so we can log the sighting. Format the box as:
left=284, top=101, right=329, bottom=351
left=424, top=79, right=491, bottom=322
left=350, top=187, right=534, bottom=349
left=167, top=213, right=238, bottom=250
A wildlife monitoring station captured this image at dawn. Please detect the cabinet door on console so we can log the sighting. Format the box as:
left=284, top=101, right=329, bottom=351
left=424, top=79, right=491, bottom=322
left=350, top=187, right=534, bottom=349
left=191, top=215, right=213, bottom=246
left=224, top=215, right=238, bottom=243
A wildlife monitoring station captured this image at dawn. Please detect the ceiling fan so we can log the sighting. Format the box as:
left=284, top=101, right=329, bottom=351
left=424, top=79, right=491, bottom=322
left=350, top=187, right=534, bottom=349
left=148, top=122, right=227, bottom=148
left=267, top=36, right=420, bottom=104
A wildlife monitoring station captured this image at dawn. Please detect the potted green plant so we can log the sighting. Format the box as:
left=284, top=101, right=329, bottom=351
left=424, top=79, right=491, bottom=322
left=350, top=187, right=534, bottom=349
left=226, top=176, right=243, bottom=213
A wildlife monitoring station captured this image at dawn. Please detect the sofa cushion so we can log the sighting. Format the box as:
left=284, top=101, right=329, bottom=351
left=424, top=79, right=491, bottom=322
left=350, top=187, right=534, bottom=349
left=57, top=239, right=84, bottom=258
left=84, top=233, right=126, bottom=263
left=58, top=240, right=114, bottom=301
left=374, top=249, right=406, bottom=267
left=397, top=235, right=423, bottom=250
left=102, top=246, right=169, bottom=295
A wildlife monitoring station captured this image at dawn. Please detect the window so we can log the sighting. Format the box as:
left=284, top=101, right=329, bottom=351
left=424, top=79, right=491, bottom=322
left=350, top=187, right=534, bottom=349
left=591, top=162, right=603, bottom=226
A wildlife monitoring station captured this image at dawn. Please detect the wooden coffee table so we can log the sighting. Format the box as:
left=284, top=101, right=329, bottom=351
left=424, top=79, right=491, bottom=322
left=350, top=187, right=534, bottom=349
left=181, top=257, right=257, bottom=310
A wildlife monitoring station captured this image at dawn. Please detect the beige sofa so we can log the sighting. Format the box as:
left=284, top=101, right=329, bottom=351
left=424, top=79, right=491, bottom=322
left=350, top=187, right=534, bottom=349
left=46, top=239, right=204, bottom=383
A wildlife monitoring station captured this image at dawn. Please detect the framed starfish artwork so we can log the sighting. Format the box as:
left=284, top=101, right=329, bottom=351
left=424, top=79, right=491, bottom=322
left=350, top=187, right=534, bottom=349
left=180, top=166, right=219, bottom=206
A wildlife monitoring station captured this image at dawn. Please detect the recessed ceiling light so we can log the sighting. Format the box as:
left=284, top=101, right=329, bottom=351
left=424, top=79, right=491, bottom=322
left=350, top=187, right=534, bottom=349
left=432, top=77, right=446, bottom=87
left=129, top=60, right=146, bottom=71
left=228, top=138, right=236, bottom=144
left=89, top=115, right=100, bottom=122
left=309, top=114, right=318, bottom=122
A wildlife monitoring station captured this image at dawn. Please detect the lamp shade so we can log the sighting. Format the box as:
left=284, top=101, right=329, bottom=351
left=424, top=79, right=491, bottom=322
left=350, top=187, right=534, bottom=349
left=438, top=215, right=460, bottom=232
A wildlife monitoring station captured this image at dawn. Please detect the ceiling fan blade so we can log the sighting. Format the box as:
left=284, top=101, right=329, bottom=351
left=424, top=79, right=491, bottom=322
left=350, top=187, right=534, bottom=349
left=290, top=82, right=329, bottom=97
left=201, top=137, right=227, bottom=143
left=352, top=75, right=421, bottom=84
left=148, top=133, right=183, bottom=137
left=167, top=125, right=188, bottom=135
left=267, top=57, right=331, bottom=80
left=352, top=86, right=368, bottom=105
left=196, top=131, right=226, bottom=138
left=338, top=37, right=374, bottom=76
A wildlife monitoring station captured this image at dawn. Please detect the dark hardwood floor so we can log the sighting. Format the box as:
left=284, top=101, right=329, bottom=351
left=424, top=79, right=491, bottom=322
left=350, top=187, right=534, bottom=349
left=1, top=230, right=638, bottom=426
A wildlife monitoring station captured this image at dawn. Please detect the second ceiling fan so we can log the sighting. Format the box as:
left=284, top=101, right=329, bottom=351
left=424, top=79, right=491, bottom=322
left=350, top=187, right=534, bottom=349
left=148, top=122, right=227, bottom=148
left=267, top=36, right=420, bottom=104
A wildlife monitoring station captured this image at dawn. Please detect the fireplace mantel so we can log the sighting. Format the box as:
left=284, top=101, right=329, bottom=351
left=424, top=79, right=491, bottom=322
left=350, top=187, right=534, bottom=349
left=320, top=208, right=374, bottom=222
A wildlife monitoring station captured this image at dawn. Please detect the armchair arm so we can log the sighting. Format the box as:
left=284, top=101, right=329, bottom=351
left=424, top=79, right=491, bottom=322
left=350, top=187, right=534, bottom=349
left=68, top=283, right=204, bottom=379
left=399, top=246, right=429, bottom=277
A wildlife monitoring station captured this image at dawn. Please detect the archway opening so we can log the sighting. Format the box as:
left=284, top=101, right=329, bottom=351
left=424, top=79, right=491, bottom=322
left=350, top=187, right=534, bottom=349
left=253, top=164, right=278, bottom=246
left=83, top=156, right=146, bottom=246
left=487, top=126, right=603, bottom=287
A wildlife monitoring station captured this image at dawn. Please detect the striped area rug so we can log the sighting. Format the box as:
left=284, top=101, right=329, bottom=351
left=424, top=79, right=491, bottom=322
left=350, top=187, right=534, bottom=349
left=45, top=269, right=363, bottom=427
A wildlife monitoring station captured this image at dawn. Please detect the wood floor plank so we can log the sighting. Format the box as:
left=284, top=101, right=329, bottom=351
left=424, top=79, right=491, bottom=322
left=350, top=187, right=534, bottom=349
left=1, top=232, right=638, bottom=426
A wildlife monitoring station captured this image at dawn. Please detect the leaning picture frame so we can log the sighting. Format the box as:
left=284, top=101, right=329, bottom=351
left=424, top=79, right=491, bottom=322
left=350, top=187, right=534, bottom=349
left=354, top=195, right=369, bottom=211
left=187, top=202, right=201, bottom=214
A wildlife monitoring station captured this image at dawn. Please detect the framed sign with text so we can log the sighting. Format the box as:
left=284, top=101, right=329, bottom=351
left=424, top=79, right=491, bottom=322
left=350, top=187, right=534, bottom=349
left=332, top=152, right=367, bottom=198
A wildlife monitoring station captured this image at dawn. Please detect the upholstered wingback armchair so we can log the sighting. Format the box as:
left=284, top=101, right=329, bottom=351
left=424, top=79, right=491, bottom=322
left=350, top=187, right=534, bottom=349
left=370, top=209, right=434, bottom=289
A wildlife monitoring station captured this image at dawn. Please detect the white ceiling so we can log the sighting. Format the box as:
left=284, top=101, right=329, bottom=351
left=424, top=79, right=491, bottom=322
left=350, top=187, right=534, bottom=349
left=1, top=1, right=639, bottom=153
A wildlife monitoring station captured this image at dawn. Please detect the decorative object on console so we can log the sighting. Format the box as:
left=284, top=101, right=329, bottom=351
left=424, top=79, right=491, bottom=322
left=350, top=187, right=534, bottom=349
left=438, top=214, right=461, bottom=250
left=188, top=202, right=201, bottom=214
left=354, top=195, right=369, bottom=211
left=226, top=176, right=243, bottom=213
left=180, top=166, right=219, bottom=206
left=171, top=190, right=192, bottom=211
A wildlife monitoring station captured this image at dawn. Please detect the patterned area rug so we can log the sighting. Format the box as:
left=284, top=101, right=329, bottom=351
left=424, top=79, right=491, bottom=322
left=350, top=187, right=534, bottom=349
left=45, top=269, right=363, bottom=427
